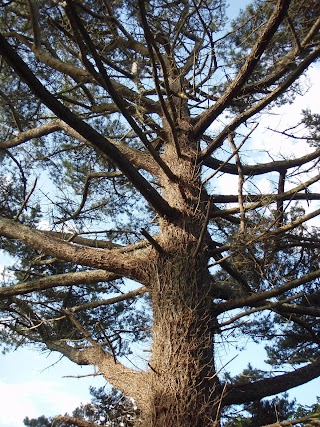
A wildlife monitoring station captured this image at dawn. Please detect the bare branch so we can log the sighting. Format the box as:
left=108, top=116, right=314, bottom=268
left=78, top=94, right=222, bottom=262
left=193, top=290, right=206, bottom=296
left=0, top=217, right=150, bottom=283
left=223, top=359, right=320, bottom=405
left=204, top=147, right=320, bottom=176
left=69, top=286, right=148, bottom=313
left=0, top=269, right=119, bottom=299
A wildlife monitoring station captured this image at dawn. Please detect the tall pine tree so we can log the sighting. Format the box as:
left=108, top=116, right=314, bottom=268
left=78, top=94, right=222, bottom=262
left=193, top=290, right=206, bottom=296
left=0, top=1, right=320, bottom=425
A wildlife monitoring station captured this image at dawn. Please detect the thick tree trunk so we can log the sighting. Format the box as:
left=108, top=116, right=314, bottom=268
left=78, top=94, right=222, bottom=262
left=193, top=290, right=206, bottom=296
left=137, top=125, right=221, bottom=426
left=140, top=252, right=220, bottom=427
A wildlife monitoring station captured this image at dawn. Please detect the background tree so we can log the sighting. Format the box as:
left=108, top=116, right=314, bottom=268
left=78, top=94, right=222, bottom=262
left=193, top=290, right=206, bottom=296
left=0, top=0, right=320, bottom=426
left=22, top=386, right=320, bottom=427
left=24, top=386, right=139, bottom=427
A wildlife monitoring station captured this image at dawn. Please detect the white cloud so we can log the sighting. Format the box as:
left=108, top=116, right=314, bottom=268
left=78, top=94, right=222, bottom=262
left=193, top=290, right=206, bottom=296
left=0, top=379, right=84, bottom=427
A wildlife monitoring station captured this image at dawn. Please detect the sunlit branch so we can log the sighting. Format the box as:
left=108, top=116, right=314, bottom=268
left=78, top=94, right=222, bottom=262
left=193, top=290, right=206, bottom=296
left=0, top=269, right=119, bottom=300
left=217, top=268, right=320, bottom=313
left=0, top=217, right=151, bottom=282
left=272, top=208, right=320, bottom=236
left=204, top=147, right=320, bottom=176
left=219, top=293, right=304, bottom=329
left=0, top=119, right=59, bottom=149
left=69, top=286, right=148, bottom=313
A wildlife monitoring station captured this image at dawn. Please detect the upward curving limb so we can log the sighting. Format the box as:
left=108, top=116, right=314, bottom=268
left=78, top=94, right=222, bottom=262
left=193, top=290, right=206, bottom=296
left=199, top=45, right=320, bottom=159
left=193, top=0, right=291, bottom=140
left=48, top=340, right=148, bottom=408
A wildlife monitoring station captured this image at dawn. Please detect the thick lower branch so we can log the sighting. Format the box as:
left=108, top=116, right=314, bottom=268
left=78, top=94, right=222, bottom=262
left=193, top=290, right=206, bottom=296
left=0, top=217, right=150, bottom=283
left=48, top=341, right=147, bottom=407
left=0, top=269, right=118, bottom=299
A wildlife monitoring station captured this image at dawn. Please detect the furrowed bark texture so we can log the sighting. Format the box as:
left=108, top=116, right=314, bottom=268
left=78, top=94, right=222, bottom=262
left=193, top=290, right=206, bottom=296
left=145, top=255, right=219, bottom=427
left=139, top=127, right=220, bottom=426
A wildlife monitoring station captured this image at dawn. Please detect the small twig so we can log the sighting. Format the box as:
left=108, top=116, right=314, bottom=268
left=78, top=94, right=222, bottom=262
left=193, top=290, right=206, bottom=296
left=193, top=198, right=213, bottom=257
left=148, top=362, right=160, bottom=375
left=141, top=228, right=164, bottom=254
left=96, top=321, right=117, bottom=364
left=63, top=372, right=102, bottom=379
left=14, top=177, right=38, bottom=221
left=228, top=133, right=245, bottom=233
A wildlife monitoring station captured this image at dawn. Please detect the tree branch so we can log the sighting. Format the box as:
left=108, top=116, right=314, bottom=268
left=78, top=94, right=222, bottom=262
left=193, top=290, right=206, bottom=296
left=223, top=359, right=320, bottom=405
left=47, top=341, right=147, bottom=407
left=210, top=192, right=320, bottom=205
left=0, top=33, right=177, bottom=219
left=199, top=45, right=320, bottom=159
left=0, top=269, right=119, bottom=300
left=69, top=286, right=148, bottom=313
left=217, top=268, right=320, bottom=313
left=0, top=217, right=150, bottom=283
left=193, top=0, right=291, bottom=139
left=204, top=148, right=320, bottom=176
